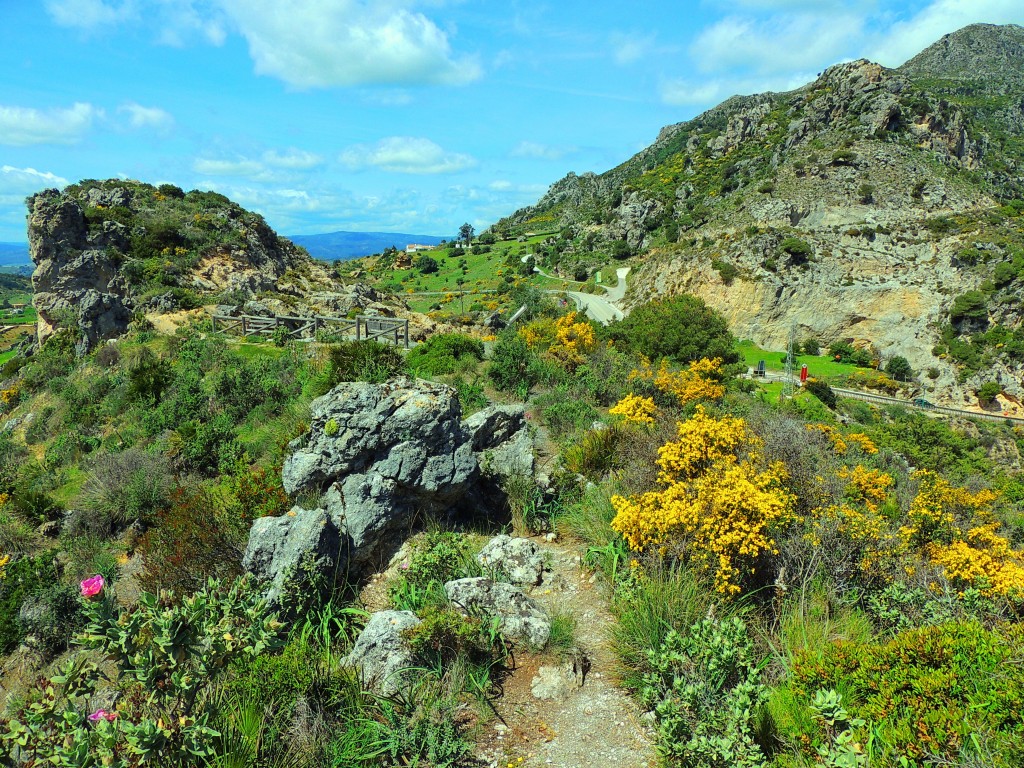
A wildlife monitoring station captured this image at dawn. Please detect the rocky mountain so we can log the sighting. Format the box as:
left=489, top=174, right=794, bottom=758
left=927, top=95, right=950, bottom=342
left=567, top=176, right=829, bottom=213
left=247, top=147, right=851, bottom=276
left=495, top=23, right=1024, bottom=409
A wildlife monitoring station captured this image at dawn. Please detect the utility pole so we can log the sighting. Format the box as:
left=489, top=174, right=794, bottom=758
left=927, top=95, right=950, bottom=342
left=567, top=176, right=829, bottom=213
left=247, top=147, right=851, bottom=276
left=783, top=325, right=796, bottom=398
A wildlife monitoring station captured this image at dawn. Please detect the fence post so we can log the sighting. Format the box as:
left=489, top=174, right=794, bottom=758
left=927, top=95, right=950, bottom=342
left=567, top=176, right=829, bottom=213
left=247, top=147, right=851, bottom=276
left=404, top=319, right=409, bottom=349
left=242, top=316, right=248, bottom=335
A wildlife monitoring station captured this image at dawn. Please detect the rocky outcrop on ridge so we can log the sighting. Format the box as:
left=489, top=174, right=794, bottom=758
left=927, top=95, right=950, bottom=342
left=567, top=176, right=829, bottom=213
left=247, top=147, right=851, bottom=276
left=243, top=379, right=537, bottom=604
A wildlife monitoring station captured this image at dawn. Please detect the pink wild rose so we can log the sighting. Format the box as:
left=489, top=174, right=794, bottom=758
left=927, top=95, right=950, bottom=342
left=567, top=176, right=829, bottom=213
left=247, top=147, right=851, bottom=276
left=80, top=574, right=105, bottom=598
left=88, top=709, right=117, bottom=722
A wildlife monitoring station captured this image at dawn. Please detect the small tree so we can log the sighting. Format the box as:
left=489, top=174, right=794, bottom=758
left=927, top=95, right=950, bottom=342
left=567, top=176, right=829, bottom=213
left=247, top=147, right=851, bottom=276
left=885, top=355, right=913, bottom=382
left=458, top=222, right=474, bottom=246
left=801, top=338, right=821, bottom=356
left=978, top=381, right=1002, bottom=405
left=415, top=254, right=439, bottom=274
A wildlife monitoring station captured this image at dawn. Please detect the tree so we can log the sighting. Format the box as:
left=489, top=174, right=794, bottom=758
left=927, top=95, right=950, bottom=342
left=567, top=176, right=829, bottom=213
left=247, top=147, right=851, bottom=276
left=606, top=295, right=738, bottom=365
left=458, top=222, right=474, bottom=246
left=414, top=254, right=439, bottom=274
left=885, top=355, right=913, bottom=382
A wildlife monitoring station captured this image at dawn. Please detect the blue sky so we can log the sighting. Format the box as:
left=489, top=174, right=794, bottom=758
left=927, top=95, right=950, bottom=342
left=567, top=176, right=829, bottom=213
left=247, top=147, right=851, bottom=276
left=1, top=0, right=1022, bottom=243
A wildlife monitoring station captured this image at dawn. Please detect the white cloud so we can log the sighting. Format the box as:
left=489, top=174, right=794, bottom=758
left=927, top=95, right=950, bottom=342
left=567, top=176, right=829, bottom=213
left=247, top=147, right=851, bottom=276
left=261, top=148, right=323, bottom=170
left=217, top=0, right=481, bottom=88
left=693, top=13, right=862, bottom=75
left=611, top=32, right=654, bottom=65
left=0, top=165, right=69, bottom=194
left=510, top=140, right=577, bottom=161
left=192, top=158, right=265, bottom=176
left=44, top=0, right=136, bottom=30
left=155, top=0, right=226, bottom=46
left=118, top=102, right=175, bottom=132
left=0, top=102, right=99, bottom=146
left=869, top=0, right=1024, bottom=67
left=340, top=137, right=477, bottom=174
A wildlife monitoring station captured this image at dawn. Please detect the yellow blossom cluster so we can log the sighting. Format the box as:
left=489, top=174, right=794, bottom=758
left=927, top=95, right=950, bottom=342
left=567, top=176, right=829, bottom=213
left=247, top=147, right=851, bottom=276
left=927, top=524, right=1024, bottom=597
left=609, top=394, right=657, bottom=424
left=519, top=312, right=596, bottom=370
left=611, top=407, right=796, bottom=594
left=901, top=469, right=997, bottom=548
left=805, top=424, right=877, bottom=455
left=838, top=465, right=893, bottom=513
left=0, top=554, right=8, bottom=582
left=0, top=386, right=19, bottom=410
left=629, top=357, right=725, bottom=406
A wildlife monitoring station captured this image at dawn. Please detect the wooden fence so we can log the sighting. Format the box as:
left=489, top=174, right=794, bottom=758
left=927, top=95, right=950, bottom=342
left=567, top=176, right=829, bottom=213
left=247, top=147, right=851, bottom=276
left=210, top=312, right=410, bottom=348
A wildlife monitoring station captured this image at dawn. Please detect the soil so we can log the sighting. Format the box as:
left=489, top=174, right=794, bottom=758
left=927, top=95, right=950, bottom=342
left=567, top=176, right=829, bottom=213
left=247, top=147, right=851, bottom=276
left=472, top=537, right=656, bottom=768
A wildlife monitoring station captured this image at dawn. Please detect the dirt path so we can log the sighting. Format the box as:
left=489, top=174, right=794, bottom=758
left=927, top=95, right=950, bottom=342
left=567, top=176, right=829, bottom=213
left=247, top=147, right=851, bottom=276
left=475, top=538, right=656, bottom=768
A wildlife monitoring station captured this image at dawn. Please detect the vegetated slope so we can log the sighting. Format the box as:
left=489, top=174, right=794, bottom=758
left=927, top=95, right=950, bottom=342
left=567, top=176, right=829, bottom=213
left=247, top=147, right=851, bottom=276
left=494, top=23, right=1024, bottom=410
left=0, top=244, right=29, bottom=267
left=288, top=231, right=446, bottom=260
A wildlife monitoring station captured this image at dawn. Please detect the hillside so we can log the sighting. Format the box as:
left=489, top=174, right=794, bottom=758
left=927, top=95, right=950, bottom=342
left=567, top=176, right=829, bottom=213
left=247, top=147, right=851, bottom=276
left=495, top=23, right=1024, bottom=412
left=0, top=244, right=29, bottom=268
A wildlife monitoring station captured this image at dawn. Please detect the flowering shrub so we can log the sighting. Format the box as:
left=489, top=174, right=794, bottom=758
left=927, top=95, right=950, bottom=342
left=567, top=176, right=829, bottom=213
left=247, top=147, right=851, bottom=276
left=609, top=394, right=657, bottom=424
left=0, top=575, right=282, bottom=767
left=519, top=312, right=596, bottom=370
left=612, top=407, right=796, bottom=594
left=806, top=424, right=877, bottom=455
left=629, top=357, right=725, bottom=406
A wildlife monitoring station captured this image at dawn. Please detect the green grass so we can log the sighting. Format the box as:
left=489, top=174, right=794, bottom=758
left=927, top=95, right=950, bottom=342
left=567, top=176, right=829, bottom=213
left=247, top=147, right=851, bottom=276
left=737, top=340, right=862, bottom=380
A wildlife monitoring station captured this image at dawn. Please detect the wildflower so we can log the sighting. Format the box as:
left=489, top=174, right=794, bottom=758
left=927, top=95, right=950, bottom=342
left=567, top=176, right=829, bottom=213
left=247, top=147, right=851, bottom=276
left=88, top=709, right=117, bottom=722
left=80, top=574, right=105, bottom=598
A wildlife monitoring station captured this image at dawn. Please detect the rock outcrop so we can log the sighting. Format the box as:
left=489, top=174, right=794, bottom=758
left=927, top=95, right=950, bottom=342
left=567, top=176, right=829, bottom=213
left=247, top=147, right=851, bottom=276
left=477, top=535, right=546, bottom=586
left=244, top=379, right=536, bottom=600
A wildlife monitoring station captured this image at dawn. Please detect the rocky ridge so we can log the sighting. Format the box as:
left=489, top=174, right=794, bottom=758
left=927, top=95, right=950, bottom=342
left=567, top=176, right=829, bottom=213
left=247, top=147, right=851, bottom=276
left=494, top=24, right=1024, bottom=408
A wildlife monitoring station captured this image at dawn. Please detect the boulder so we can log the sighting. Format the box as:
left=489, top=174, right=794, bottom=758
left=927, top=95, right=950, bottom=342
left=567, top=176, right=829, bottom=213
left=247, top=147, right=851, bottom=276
left=477, top=535, right=546, bottom=586
left=444, top=577, right=550, bottom=649
left=343, top=610, right=421, bottom=695
left=531, top=650, right=589, bottom=700
left=463, top=404, right=534, bottom=483
left=241, top=506, right=341, bottom=607
left=279, top=378, right=477, bottom=572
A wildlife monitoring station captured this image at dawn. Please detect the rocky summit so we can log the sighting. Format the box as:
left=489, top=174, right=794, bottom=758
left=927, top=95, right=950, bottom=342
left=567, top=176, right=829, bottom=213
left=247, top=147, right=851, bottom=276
left=495, top=23, right=1024, bottom=409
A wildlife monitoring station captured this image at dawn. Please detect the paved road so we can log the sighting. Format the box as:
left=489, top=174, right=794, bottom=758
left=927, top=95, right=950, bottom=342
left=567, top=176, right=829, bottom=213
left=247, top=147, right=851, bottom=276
left=557, top=267, right=631, bottom=324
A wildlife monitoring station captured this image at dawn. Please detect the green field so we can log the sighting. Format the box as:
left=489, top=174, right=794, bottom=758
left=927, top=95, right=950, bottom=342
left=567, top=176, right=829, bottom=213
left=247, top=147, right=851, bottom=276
left=737, top=339, right=863, bottom=380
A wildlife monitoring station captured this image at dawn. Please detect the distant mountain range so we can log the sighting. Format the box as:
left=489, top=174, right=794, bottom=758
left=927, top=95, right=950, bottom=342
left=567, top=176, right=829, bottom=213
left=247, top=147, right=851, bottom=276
left=286, top=231, right=446, bottom=260
left=0, top=243, right=30, bottom=266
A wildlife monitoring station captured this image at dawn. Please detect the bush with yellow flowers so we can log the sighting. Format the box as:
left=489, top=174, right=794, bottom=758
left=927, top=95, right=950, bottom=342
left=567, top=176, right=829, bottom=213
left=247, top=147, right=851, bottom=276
left=609, top=394, right=657, bottom=425
left=611, top=406, right=797, bottom=594
left=629, top=357, right=725, bottom=407
left=518, top=311, right=596, bottom=371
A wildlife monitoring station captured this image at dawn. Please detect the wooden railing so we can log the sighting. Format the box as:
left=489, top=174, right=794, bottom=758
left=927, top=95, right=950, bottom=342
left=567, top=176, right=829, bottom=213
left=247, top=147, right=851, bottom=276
left=210, top=312, right=410, bottom=348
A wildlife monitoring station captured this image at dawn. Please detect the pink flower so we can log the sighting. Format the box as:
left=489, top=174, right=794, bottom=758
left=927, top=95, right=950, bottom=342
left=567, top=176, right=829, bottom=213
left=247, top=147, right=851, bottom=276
left=88, top=709, right=117, bottom=722
left=80, top=575, right=105, bottom=598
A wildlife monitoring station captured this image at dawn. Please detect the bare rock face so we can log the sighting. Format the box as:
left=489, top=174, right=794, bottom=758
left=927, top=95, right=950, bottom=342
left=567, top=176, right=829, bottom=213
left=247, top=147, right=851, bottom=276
left=28, top=189, right=133, bottom=351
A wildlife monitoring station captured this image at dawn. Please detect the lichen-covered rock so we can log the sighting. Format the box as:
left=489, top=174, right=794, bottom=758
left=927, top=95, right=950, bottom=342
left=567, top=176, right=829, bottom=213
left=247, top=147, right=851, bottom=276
left=477, top=535, right=546, bottom=586
left=531, top=649, right=589, bottom=700
left=343, top=610, right=421, bottom=694
left=242, top=506, right=340, bottom=607
left=279, top=378, right=477, bottom=572
left=463, top=404, right=534, bottom=483
left=444, top=577, right=550, bottom=648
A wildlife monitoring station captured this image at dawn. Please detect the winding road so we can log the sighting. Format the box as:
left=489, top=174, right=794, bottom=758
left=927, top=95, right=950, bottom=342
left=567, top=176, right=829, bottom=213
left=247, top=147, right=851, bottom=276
left=539, top=266, right=630, bottom=324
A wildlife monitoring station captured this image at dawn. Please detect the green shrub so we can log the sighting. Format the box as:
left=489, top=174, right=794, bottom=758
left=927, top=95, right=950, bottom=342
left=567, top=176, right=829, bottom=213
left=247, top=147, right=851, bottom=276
left=0, top=552, right=58, bottom=653
left=605, top=294, right=738, bottom=365
left=327, top=340, right=407, bottom=384
left=541, top=396, right=599, bottom=439
left=711, top=258, right=739, bottom=285
left=779, top=237, right=814, bottom=264
left=801, top=338, right=821, bottom=355
left=488, top=332, right=542, bottom=399
left=978, top=380, right=1002, bottom=404
left=562, top=424, right=622, bottom=478
left=950, top=290, right=989, bottom=327
left=831, top=149, right=858, bottom=166
left=389, top=531, right=476, bottom=613
left=641, top=616, right=767, bottom=767
left=884, top=355, right=913, bottom=382
left=415, top=254, right=439, bottom=274
left=857, top=183, right=874, bottom=203
left=80, top=448, right=174, bottom=530
left=805, top=378, right=838, bottom=408
left=406, top=333, right=484, bottom=376
left=789, top=622, right=1024, bottom=766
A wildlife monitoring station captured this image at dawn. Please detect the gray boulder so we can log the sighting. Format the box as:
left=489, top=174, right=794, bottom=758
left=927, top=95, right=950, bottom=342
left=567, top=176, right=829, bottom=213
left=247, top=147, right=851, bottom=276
left=530, top=650, right=589, bottom=700
left=444, top=577, right=550, bottom=649
left=463, top=404, right=534, bottom=483
left=280, top=378, right=477, bottom=571
left=343, top=610, right=421, bottom=695
left=477, top=535, right=546, bottom=586
left=242, top=506, right=341, bottom=606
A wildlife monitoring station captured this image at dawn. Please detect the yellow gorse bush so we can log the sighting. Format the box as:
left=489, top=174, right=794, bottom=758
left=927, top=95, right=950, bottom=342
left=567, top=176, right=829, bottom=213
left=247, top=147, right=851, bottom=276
left=609, top=394, right=657, bottom=424
left=519, top=312, right=596, bottom=370
left=611, top=406, right=796, bottom=595
left=630, top=357, right=725, bottom=406
left=805, top=424, right=877, bottom=455
left=928, top=523, right=1024, bottom=597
